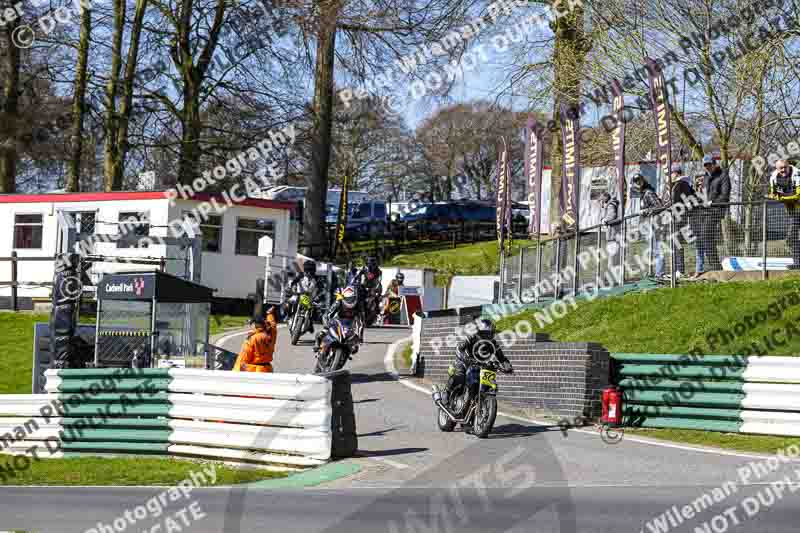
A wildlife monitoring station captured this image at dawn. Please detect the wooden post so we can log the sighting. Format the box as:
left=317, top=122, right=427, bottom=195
left=762, top=200, right=768, bottom=281
left=11, top=251, right=18, bottom=311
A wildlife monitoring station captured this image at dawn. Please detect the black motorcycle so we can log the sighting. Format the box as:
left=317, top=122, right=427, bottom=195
left=289, top=292, right=319, bottom=345
left=314, top=317, right=360, bottom=373
left=431, top=341, right=513, bottom=438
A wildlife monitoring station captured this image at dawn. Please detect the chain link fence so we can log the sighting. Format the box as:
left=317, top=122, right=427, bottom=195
left=502, top=200, right=796, bottom=302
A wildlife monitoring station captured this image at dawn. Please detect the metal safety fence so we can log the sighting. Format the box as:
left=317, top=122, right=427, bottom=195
left=503, top=200, right=797, bottom=302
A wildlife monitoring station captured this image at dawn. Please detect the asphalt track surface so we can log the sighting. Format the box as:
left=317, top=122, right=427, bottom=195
left=2, top=325, right=799, bottom=532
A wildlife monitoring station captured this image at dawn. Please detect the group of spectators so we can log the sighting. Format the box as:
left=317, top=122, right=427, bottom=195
left=543, top=151, right=800, bottom=296
left=584, top=154, right=731, bottom=280
left=615, top=154, right=732, bottom=280
left=593, top=154, right=800, bottom=278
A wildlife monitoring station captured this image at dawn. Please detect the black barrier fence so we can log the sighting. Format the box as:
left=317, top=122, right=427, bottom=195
left=298, top=219, right=531, bottom=264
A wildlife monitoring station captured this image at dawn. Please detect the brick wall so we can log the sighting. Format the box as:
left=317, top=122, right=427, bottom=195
left=417, top=308, right=610, bottom=419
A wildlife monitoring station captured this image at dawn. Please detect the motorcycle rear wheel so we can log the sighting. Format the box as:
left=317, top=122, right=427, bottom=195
left=473, top=395, right=497, bottom=438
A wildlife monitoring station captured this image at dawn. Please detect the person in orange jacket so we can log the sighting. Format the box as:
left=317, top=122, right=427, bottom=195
left=233, top=306, right=278, bottom=373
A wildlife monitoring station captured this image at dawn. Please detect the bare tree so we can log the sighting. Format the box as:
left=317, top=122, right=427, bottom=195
left=0, top=0, right=22, bottom=193
left=103, top=0, right=150, bottom=190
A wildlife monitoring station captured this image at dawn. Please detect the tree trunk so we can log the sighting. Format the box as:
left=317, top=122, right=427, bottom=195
left=178, top=84, right=201, bottom=185
left=67, top=6, right=92, bottom=192
left=103, top=0, right=125, bottom=190
left=549, top=5, right=587, bottom=233
left=111, top=0, right=148, bottom=190
left=0, top=11, right=21, bottom=193
left=305, top=0, right=340, bottom=256
left=173, top=0, right=226, bottom=186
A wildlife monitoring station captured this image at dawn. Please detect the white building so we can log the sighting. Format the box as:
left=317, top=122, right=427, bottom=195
left=0, top=191, right=298, bottom=304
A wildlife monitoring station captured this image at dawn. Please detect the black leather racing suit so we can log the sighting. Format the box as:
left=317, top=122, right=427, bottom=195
left=444, top=334, right=510, bottom=402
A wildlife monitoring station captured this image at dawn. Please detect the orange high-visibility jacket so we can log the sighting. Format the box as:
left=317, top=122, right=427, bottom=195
left=233, top=314, right=277, bottom=372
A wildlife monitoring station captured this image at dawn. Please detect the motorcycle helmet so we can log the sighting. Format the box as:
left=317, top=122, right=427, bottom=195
left=395, top=272, right=405, bottom=284
left=631, top=173, right=646, bottom=192
left=339, top=286, right=357, bottom=309
left=303, top=260, right=317, bottom=276
left=476, top=318, right=495, bottom=340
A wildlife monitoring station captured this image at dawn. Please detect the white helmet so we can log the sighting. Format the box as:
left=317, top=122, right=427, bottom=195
left=338, top=286, right=357, bottom=309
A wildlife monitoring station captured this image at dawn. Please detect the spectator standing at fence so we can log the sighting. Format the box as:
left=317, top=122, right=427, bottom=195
left=632, top=173, right=665, bottom=279
left=769, top=159, right=800, bottom=270
left=668, top=164, right=696, bottom=279
left=599, top=192, right=622, bottom=270
left=690, top=174, right=709, bottom=279
left=702, top=154, right=731, bottom=270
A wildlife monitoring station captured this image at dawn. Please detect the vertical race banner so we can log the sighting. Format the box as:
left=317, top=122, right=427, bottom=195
left=611, top=80, right=627, bottom=217
left=646, top=57, right=673, bottom=201
left=496, top=137, right=510, bottom=247
left=558, top=100, right=580, bottom=231
left=525, top=117, right=544, bottom=236
left=332, top=175, right=349, bottom=258
left=505, top=145, right=513, bottom=252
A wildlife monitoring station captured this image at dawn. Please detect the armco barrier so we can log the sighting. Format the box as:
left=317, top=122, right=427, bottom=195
left=0, top=368, right=357, bottom=469
left=613, top=353, right=800, bottom=436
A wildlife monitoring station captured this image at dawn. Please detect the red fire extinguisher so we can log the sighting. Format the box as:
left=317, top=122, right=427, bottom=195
left=601, top=386, right=623, bottom=426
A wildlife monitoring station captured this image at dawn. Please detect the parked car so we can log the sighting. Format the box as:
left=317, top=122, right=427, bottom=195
left=345, top=200, right=389, bottom=239
left=398, top=202, right=469, bottom=237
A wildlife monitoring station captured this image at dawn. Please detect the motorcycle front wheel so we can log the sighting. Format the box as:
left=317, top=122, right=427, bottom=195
left=472, top=395, right=497, bottom=438
left=290, top=313, right=302, bottom=345
left=331, top=347, right=347, bottom=371
left=437, top=407, right=455, bottom=432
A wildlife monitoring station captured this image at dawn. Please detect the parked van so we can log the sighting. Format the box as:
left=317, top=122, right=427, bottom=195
left=346, top=200, right=388, bottom=239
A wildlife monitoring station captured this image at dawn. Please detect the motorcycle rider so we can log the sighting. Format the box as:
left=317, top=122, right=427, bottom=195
left=314, top=285, right=359, bottom=353
left=380, top=272, right=405, bottom=322
left=354, top=256, right=383, bottom=335
left=441, top=318, right=513, bottom=406
left=283, top=259, right=322, bottom=331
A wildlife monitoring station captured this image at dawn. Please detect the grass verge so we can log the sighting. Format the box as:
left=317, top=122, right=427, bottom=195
left=384, top=239, right=535, bottom=287
left=625, top=428, right=800, bottom=455
left=209, top=314, right=251, bottom=336
left=496, top=277, right=800, bottom=355
left=0, top=312, right=47, bottom=395
left=0, top=456, right=286, bottom=486
left=393, top=341, right=413, bottom=371
left=0, top=311, right=251, bottom=394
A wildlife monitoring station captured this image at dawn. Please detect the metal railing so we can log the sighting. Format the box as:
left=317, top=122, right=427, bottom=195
left=0, top=252, right=171, bottom=311
left=502, top=200, right=795, bottom=303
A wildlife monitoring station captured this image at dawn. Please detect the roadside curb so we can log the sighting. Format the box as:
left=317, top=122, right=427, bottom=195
left=240, top=461, right=361, bottom=489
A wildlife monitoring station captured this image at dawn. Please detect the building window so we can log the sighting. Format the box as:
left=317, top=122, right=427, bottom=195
left=13, top=214, right=43, bottom=249
left=74, top=211, right=96, bottom=239
left=117, top=211, right=150, bottom=248
left=235, top=217, right=274, bottom=256
left=182, top=212, right=223, bottom=253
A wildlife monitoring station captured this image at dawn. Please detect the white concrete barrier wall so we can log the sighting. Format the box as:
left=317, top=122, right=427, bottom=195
left=3, top=369, right=341, bottom=466
left=448, top=275, right=499, bottom=308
